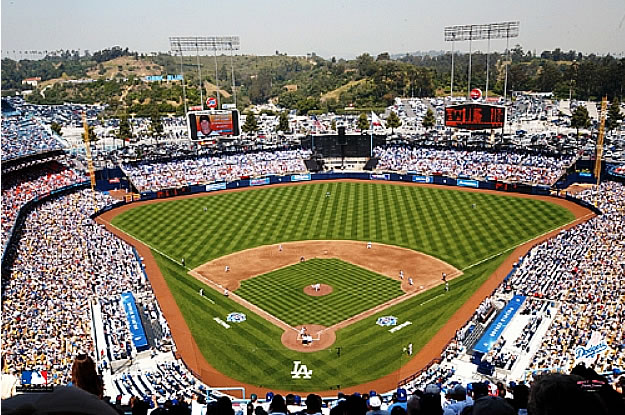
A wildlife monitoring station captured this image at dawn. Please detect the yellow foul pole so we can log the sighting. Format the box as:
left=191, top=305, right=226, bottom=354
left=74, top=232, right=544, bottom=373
left=82, top=112, right=98, bottom=214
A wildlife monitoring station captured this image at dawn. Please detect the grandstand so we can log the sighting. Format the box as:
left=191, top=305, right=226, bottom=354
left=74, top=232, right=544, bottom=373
left=1, top=99, right=624, bottom=415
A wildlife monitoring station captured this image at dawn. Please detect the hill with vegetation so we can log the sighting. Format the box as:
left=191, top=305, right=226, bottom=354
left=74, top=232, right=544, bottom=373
left=2, top=45, right=623, bottom=117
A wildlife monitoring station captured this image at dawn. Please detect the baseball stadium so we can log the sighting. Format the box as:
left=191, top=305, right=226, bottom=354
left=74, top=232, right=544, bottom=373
left=2, top=15, right=625, bottom=414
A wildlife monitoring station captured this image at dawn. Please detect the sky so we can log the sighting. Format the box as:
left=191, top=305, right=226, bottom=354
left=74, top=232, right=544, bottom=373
left=1, top=0, right=624, bottom=60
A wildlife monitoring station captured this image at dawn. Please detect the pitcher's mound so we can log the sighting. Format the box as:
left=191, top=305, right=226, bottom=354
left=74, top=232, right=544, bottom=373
left=303, top=284, right=333, bottom=297
left=281, top=325, right=336, bottom=352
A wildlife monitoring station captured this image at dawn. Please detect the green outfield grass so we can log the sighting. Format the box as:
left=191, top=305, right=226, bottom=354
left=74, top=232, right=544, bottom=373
left=237, top=258, right=404, bottom=327
left=112, top=181, right=575, bottom=391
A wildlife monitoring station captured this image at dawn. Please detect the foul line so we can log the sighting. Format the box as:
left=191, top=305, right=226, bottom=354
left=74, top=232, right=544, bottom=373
left=461, top=213, right=594, bottom=272
left=419, top=293, right=446, bottom=306
left=104, top=220, right=218, bottom=305
left=105, top=221, right=189, bottom=270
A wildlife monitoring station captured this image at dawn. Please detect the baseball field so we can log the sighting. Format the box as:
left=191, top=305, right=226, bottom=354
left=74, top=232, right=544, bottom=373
left=108, top=181, right=578, bottom=392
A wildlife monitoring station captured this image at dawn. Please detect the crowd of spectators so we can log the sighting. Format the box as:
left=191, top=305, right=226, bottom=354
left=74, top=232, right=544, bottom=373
left=1, top=189, right=151, bottom=384
left=1, top=160, right=86, bottom=255
left=122, top=150, right=312, bottom=192
left=1, top=111, right=623, bottom=410
left=1, top=117, right=65, bottom=161
left=493, top=182, right=625, bottom=377
left=373, top=146, right=575, bottom=185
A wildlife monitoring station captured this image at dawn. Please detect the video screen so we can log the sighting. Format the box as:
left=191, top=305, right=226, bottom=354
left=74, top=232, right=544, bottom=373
left=444, top=104, right=505, bottom=130
left=188, top=110, right=240, bottom=140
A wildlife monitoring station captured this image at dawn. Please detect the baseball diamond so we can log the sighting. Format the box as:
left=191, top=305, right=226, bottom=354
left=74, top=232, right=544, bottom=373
left=103, top=180, right=583, bottom=392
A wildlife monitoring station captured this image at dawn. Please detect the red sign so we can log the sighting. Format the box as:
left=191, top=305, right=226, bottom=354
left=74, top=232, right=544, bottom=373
left=206, top=97, right=217, bottom=109
left=470, top=88, right=482, bottom=101
left=444, top=104, right=505, bottom=130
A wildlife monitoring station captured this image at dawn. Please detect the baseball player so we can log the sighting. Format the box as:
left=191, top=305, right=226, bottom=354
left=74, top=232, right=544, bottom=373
left=409, top=278, right=413, bottom=286
left=399, top=270, right=404, bottom=280
left=367, top=241, right=372, bottom=249
left=225, top=265, right=230, bottom=272
left=279, top=244, right=283, bottom=252
left=199, top=288, right=203, bottom=296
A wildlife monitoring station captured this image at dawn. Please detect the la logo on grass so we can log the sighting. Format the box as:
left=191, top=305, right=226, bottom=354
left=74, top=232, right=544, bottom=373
left=291, top=361, right=312, bottom=379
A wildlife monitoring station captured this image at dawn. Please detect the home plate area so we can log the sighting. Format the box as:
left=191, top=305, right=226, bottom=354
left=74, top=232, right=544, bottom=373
left=281, top=324, right=336, bottom=352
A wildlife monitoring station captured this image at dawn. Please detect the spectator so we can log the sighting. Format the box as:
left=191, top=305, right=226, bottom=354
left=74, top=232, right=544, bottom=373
left=71, top=353, right=104, bottom=399
left=269, top=394, right=288, bottom=415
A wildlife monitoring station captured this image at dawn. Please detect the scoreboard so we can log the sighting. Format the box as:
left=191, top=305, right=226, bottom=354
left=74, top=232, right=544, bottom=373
left=444, top=104, right=505, bottom=130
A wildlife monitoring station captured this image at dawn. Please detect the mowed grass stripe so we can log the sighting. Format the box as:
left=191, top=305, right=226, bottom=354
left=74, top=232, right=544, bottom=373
left=113, top=182, right=575, bottom=390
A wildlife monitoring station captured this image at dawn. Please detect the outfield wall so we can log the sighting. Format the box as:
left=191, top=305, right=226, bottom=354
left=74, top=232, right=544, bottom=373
left=132, top=171, right=553, bottom=202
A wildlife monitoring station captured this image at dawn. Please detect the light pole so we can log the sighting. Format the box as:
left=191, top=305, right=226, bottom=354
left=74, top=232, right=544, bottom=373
left=169, top=36, right=240, bottom=111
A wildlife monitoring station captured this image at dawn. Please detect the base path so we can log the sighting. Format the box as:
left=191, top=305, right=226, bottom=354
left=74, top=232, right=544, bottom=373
left=190, top=240, right=461, bottom=352
left=97, top=180, right=594, bottom=396
left=191, top=240, right=459, bottom=292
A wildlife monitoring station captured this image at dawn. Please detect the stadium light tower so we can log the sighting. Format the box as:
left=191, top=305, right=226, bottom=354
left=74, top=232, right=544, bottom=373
left=169, top=36, right=240, bottom=112
left=444, top=22, right=519, bottom=100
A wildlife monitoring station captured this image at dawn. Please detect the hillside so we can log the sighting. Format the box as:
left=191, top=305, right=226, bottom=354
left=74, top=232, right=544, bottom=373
left=320, top=79, right=366, bottom=102
left=87, top=56, right=165, bottom=79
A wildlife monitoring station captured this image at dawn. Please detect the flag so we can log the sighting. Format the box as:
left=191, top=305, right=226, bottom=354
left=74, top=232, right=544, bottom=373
left=108, top=178, right=121, bottom=184
left=371, top=111, right=385, bottom=128
left=311, top=115, right=325, bottom=131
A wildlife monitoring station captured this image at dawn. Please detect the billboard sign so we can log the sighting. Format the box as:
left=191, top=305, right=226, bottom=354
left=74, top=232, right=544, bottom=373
left=411, top=175, right=433, bottom=183
left=457, top=179, right=479, bottom=188
left=445, top=104, right=505, bottom=130
left=188, top=110, right=240, bottom=140
left=291, top=173, right=311, bottom=182
left=206, top=182, right=227, bottom=192
left=206, top=97, right=217, bottom=109
left=120, top=292, right=149, bottom=351
left=250, top=177, right=270, bottom=186
left=370, top=173, right=390, bottom=181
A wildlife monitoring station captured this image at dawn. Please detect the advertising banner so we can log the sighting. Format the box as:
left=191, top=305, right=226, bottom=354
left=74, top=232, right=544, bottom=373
left=370, top=173, right=390, bottom=181
left=120, top=292, right=149, bottom=352
left=411, top=175, right=432, bottom=183
left=291, top=174, right=311, bottom=182
left=474, top=295, right=526, bottom=354
left=206, top=182, right=227, bottom=192
left=457, top=179, right=479, bottom=188
left=250, top=177, right=270, bottom=186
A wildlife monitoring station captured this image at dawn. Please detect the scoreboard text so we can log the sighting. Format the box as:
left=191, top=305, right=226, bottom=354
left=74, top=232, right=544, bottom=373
left=444, top=104, right=505, bottom=130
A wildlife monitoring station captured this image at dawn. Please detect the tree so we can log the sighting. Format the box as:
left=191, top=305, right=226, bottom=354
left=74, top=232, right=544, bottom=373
left=81, top=124, right=97, bottom=143
left=571, top=105, right=591, bottom=137
left=606, top=97, right=623, bottom=132
left=386, top=111, right=402, bottom=133
left=149, top=111, right=164, bottom=138
left=357, top=113, right=370, bottom=133
left=242, top=113, right=259, bottom=134
left=117, top=113, right=133, bottom=143
left=422, top=108, right=436, bottom=131
left=277, top=111, right=290, bottom=133
left=50, top=122, right=63, bottom=136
